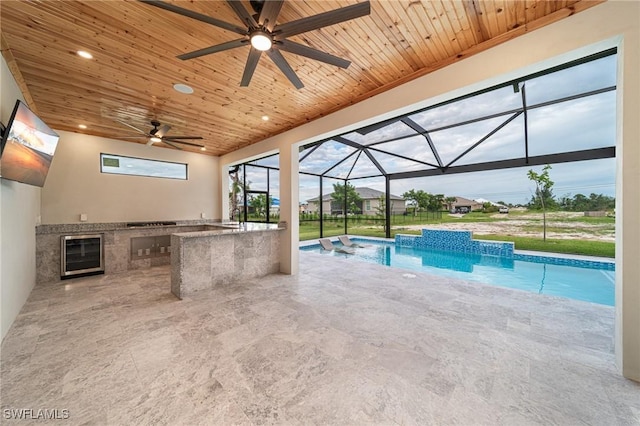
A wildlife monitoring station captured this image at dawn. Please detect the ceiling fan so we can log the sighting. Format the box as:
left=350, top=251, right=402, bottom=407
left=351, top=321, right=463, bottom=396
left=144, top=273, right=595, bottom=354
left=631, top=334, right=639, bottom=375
left=117, top=120, right=205, bottom=150
left=140, top=0, right=371, bottom=89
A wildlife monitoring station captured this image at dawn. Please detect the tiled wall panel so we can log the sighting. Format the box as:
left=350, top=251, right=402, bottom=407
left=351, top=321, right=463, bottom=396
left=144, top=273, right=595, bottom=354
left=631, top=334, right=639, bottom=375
left=396, top=229, right=514, bottom=258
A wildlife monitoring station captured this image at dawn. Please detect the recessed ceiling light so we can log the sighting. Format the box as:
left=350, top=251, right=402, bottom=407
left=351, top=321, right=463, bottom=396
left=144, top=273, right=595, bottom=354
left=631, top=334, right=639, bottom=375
left=173, top=83, right=194, bottom=94
left=200, top=147, right=207, bottom=151
left=77, top=50, right=93, bottom=59
left=78, top=124, right=87, bottom=129
left=261, top=115, right=269, bottom=121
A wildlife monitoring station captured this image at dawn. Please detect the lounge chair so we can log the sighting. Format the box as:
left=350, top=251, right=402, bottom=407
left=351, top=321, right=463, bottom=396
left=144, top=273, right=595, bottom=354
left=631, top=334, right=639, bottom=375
left=338, top=235, right=370, bottom=248
left=318, top=238, right=354, bottom=254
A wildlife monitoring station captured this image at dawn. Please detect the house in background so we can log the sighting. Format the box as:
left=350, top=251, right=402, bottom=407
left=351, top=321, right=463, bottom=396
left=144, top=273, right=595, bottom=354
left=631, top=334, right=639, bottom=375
left=306, top=187, right=405, bottom=215
left=450, top=196, right=484, bottom=213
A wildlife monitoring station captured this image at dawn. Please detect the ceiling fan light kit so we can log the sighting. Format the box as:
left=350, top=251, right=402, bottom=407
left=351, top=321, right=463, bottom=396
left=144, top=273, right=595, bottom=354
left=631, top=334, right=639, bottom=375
left=140, top=0, right=371, bottom=89
left=116, top=119, right=205, bottom=150
left=250, top=30, right=272, bottom=51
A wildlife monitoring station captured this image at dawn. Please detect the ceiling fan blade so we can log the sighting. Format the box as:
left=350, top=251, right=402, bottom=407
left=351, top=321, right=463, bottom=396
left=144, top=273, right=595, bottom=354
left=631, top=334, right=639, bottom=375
left=178, top=38, right=248, bottom=60
left=278, top=39, right=350, bottom=68
left=160, top=140, right=183, bottom=150
left=259, top=0, right=284, bottom=31
left=266, top=49, right=304, bottom=89
left=226, top=0, right=258, bottom=29
left=241, top=48, right=262, bottom=87
left=163, top=136, right=204, bottom=140
left=139, top=0, right=246, bottom=35
left=115, top=120, right=147, bottom=135
left=154, top=124, right=171, bottom=138
left=274, top=1, right=370, bottom=39
left=162, top=140, right=205, bottom=148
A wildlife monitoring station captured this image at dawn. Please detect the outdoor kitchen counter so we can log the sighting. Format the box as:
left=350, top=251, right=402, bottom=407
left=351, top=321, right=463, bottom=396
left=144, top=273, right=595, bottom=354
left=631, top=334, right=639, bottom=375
left=170, top=222, right=284, bottom=299
left=36, top=220, right=216, bottom=284
left=172, top=221, right=282, bottom=237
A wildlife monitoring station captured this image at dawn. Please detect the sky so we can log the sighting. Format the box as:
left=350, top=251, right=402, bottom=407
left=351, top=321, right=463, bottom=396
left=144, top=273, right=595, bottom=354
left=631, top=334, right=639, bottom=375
left=294, top=158, right=615, bottom=206
left=101, top=154, right=188, bottom=179
left=240, top=53, right=617, bottom=206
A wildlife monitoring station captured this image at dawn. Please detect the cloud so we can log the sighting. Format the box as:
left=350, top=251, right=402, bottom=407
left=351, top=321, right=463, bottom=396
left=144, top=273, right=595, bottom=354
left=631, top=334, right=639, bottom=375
left=389, top=158, right=615, bottom=204
left=245, top=53, right=617, bottom=206
left=409, top=84, right=522, bottom=130
left=299, top=140, right=356, bottom=175
left=528, top=92, right=615, bottom=155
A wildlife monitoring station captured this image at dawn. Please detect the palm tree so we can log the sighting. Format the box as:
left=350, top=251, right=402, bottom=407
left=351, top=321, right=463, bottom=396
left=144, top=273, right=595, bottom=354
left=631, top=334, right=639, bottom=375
left=445, top=196, right=457, bottom=212
left=229, top=167, right=249, bottom=220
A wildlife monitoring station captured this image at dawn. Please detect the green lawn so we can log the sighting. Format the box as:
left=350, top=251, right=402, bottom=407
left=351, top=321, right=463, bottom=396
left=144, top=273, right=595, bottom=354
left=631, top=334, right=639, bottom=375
left=473, top=234, right=614, bottom=258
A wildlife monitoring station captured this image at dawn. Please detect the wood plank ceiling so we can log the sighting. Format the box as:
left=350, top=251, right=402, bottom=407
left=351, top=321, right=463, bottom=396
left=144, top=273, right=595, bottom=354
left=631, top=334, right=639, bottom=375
left=0, top=0, right=602, bottom=156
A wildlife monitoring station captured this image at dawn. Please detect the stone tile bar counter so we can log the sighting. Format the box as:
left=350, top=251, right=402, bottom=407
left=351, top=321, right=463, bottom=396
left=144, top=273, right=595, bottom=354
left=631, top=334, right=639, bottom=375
left=36, top=220, right=212, bottom=284
left=171, top=223, right=283, bottom=299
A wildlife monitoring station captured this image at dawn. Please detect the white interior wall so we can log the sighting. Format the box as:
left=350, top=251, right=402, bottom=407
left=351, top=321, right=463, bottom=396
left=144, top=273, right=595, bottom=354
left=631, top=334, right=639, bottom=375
left=41, top=132, right=220, bottom=224
left=1, top=57, right=41, bottom=340
left=219, top=2, right=640, bottom=381
left=2, top=59, right=221, bottom=339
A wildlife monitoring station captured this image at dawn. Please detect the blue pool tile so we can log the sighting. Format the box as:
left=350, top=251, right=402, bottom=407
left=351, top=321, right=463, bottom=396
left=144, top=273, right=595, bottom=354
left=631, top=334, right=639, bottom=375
left=513, top=253, right=614, bottom=271
left=396, top=229, right=515, bottom=258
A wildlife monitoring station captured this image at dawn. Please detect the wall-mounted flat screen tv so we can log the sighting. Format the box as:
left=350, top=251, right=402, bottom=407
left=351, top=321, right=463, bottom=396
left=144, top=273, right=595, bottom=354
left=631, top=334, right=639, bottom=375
left=0, top=100, right=59, bottom=187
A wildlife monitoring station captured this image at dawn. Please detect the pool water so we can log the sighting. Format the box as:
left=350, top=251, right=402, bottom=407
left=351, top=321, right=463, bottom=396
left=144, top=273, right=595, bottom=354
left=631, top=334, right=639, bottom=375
left=300, top=239, right=615, bottom=306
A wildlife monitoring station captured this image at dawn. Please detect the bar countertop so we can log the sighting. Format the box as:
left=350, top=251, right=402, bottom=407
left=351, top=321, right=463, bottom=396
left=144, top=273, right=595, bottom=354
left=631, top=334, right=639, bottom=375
left=172, top=222, right=283, bottom=238
left=171, top=221, right=283, bottom=299
left=36, top=220, right=283, bottom=235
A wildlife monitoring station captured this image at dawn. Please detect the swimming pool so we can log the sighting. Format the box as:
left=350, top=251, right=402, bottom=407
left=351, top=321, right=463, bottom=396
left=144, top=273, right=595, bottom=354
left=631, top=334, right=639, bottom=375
left=300, top=238, right=615, bottom=306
